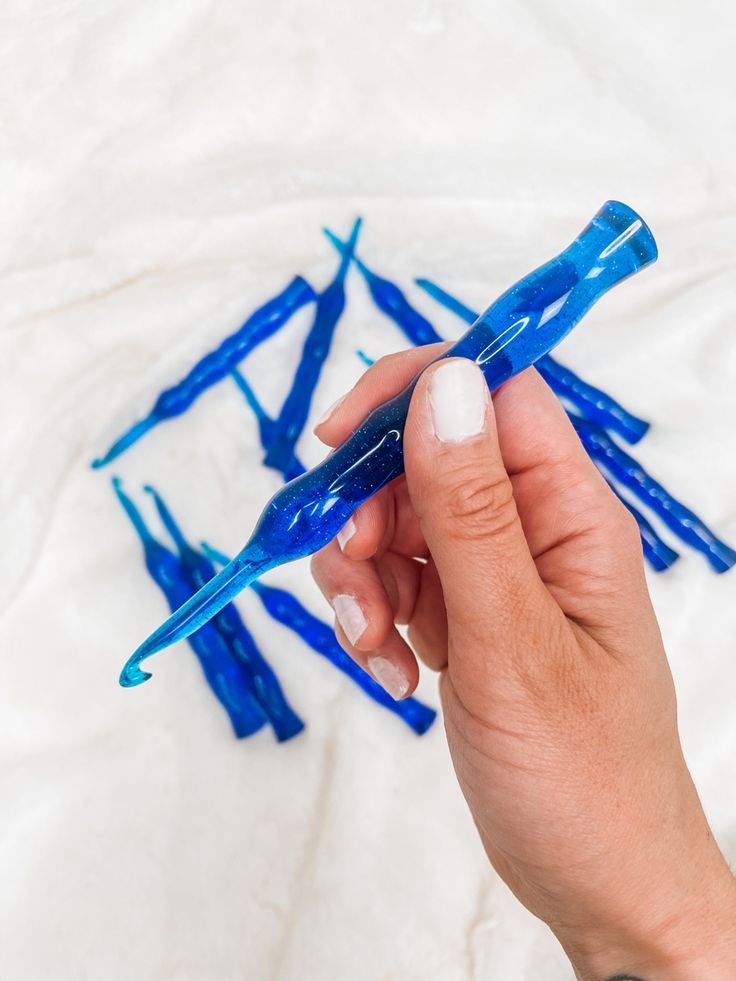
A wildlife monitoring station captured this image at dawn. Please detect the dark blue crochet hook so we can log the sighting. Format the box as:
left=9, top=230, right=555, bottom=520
left=112, top=478, right=265, bottom=736
left=323, top=228, right=441, bottom=346
left=230, top=369, right=306, bottom=481
left=571, top=415, right=736, bottom=573
left=144, top=485, right=305, bottom=741
left=120, top=201, right=658, bottom=687
left=262, top=219, right=362, bottom=475
left=604, top=481, right=679, bottom=572
left=201, top=544, right=436, bottom=735
left=93, top=276, right=316, bottom=468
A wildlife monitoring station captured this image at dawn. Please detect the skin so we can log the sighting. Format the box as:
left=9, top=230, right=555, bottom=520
left=311, top=345, right=736, bottom=981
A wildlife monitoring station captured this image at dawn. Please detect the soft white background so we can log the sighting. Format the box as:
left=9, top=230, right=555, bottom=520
left=1, top=2, right=734, bottom=979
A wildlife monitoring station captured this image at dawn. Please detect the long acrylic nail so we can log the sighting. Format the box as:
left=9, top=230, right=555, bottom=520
left=428, top=360, right=487, bottom=443
left=367, top=655, right=409, bottom=700
left=332, top=593, right=367, bottom=646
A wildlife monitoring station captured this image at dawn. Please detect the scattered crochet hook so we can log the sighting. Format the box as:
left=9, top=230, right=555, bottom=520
left=262, top=218, right=362, bottom=475
left=112, top=478, right=265, bottom=736
left=571, top=415, right=736, bottom=573
left=230, top=369, right=306, bottom=481
left=145, top=485, right=304, bottom=741
left=92, top=276, right=316, bottom=468
left=119, top=201, right=658, bottom=688
left=202, top=544, right=436, bottom=735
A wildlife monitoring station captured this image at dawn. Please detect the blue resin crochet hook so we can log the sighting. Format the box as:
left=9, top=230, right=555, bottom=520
left=262, top=219, right=362, bottom=475
left=121, top=201, right=658, bottom=687
left=144, top=485, right=305, bottom=741
left=571, top=415, right=736, bottom=573
left=230, top=369, right=306, bottom=481
left=201, top=544, right=436, bottom=735
left=323, top=229, right=441, bottom=346
left=112, top=479, right=265, bottom=736
left=323, top=229, right=649, bottom=444
left=413, top=277, right=650, bottom=445
left=93, top=276, right=316, bottom=468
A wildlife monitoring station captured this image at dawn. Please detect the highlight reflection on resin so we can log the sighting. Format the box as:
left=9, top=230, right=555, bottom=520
left=120, top=200, right=658, bottom=688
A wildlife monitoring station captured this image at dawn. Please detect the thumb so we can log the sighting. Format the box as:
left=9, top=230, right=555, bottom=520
left=404, top=358, right=552, bottom=662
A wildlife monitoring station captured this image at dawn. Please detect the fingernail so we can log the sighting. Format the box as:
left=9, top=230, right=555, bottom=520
left=332, top=593, right=367, bottom=646
left=315, top=392, right=347, bottom=429
left=337, top=515, right=357, bottom=552
left=367, top=655, right=409, bottom=700
left=428, top=359, right=487, bottom=443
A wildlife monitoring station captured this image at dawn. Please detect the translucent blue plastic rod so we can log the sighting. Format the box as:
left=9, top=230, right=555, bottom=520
left=263, top=219, right=362, bottom=474
left=144, top=485, right=304, bottom=741
left=111, top=479, right=265, bottom=736
left=201, top=544, right=436, bottom=735
left=414, top=277, right=650, bottom=444
left=92, top=276, right=316, bottom=468
left=230, top=369, right=306, bottom=481
left=355, top=351, right=677, bottom=574
left=603, top=480, right=679, bottom=572
left=120, top=200, right=658, bottom=687
left=570, top=415, right=736, bottom=573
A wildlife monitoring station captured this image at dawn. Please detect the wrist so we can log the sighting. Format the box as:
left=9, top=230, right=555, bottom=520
left=555, top=863, right=736, bottom=981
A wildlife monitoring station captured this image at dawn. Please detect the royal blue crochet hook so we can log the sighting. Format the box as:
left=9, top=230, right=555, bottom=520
left=201, top=544, right=436, bottom=735
left=112, top=479, right=265, bottom=736
left=144, top=485, right=304, bottom=741
left=262, top=219, right=362, bottom=475
left=120, top=201, right=658, bottom=687
left=230, top=369, right=306, bottom=481
left=93, top=276, right=316, bottom=468
left=570, top=415, right=736, bottom=573
left=415, top=278, right=650, bottom=444
left=323, top=228, right=441, bottom=346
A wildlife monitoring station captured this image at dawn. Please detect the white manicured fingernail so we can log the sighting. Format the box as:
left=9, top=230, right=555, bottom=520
left=315, top=392, right=347, bottom=429
left=367, top=655, right=409, bottom=700
left=332, top=593, right=367, bottom=646
left=428, top=359, right=487, bottom=443
left=337, top=515, right=357, bottom=551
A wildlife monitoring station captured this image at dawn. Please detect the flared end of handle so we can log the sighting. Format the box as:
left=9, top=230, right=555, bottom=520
left=591, top=200, right=658, bottom=270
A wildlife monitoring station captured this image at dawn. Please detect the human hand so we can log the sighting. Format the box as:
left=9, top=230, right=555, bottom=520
left=311, top=347, right=736, bottom=980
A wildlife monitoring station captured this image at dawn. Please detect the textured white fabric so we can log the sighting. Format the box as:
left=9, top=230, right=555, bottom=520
left=1, top=2, right=734, bottom=979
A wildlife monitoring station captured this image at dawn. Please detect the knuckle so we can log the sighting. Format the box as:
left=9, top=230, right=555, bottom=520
left=442, top=466, right=517, bottom=542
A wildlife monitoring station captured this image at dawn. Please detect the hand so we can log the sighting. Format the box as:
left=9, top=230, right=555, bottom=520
left=311, top=347, right=736, bottom=981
